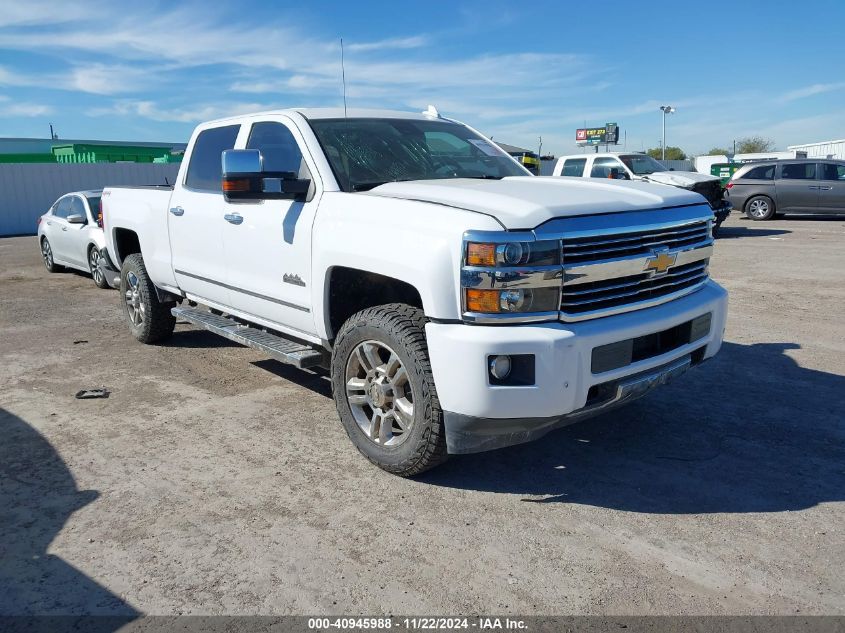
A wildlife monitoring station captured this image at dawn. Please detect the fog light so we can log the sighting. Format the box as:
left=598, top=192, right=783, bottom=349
left=489, top=355, right=512, bottom=380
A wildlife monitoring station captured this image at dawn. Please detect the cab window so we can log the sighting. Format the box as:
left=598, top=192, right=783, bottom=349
left=185, top=124, right=240, bottom=191
left=247, top=122, right=306, bottom=175
left=561, top=158, right=586, bottom=177
left=590, top=157, right=624, bottom=178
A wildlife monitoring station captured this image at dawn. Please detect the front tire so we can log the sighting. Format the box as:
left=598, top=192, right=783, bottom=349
left=119, top=253, right=176, bottom=344
left=88, top=246, right=110, bottom=289
left=331, top=303, right=448, bottom=477
left=41, top=237, right=63, bottom=273
left=745, top=195, right=776, bottom=221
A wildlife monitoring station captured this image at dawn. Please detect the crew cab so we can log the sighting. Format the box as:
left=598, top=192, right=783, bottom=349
left=553, top=152, right=732, bottom=235
left=100, top=107, right=728, bottom=476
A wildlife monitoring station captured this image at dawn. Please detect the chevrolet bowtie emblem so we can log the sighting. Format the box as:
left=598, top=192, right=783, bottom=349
left=644, top=251, right=677, bottom=274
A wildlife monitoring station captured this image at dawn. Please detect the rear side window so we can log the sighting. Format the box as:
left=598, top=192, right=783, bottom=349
left=741, top=165, right=775, bottom=180
left=247, top=122, right=304, bottom=175
left=185, top=125, right=240, bottom=191
left=561, top=158, right=587, bottom=177
left=821, top=163, right=845, bottom=181
left=780, top=163, right=816, bottom=180
left=86, top=196, right=102, bottom=217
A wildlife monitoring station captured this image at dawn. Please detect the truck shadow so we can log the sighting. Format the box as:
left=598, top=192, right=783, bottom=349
left=716, top=226, right=791, bottom=239
left=421, top=341, right=845, bottom=513
left=0, top=408, right=139, bottom=622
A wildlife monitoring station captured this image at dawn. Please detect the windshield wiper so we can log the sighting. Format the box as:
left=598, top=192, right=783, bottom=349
left=351, top=181, right=389, bottom=192
left=461, top=175, right=504, bottom=180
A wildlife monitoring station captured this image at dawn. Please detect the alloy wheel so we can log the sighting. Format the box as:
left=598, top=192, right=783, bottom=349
left=89, top=248, right=103, bottom=285
left=344, top=340, right=415, bottom=446
left=41, top=240, right=53, bottom=269
left=124, top=271, right=145, bottom=326
left=748, top=199, right=770, bottom=219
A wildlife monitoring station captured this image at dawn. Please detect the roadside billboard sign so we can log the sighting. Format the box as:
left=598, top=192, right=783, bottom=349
left=576, top=123, right=619, bottom=145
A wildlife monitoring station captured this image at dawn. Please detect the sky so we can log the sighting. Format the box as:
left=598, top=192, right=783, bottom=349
left=1, top=0, right=844, bottom=157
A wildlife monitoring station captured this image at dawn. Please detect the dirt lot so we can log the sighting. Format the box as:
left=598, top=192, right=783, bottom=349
left=1, top=214, right=844, bottom=616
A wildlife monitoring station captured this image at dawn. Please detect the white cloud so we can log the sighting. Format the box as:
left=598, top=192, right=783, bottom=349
left=89, top=100, right=274, bottom=123
left=0, top=95, right=53, bottom=117
left=780, top=82, right=845, bottom=103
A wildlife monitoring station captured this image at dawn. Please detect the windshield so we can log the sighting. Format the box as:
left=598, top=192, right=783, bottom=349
left=308, top=118, right=529, bottom=192
left=619, top=154, right=668, bottom=175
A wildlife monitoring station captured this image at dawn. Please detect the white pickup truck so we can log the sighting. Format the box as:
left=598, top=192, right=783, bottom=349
left=100, top=107, right=727, bottom=476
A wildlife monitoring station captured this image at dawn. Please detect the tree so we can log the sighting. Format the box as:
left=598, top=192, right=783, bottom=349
left=735, top=136, right=776, bottom=154
left=646, top=146, right=686, bottom=160
left=707, top=147, right=729, bottom=156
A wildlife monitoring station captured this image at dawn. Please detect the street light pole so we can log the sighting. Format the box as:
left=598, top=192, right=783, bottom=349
left=659, top=105, right=675, bottom=161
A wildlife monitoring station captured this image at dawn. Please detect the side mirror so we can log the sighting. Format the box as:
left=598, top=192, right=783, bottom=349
left=222, top=149, right=310, bottom=202
left=67, top=213, right=86, bottom=224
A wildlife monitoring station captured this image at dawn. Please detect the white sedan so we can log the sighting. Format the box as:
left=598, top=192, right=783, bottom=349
left=37, top=190, right=110, bottom=288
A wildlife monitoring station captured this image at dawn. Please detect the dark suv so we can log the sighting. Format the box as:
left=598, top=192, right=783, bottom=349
left=727, top=159, right=845, bottom=220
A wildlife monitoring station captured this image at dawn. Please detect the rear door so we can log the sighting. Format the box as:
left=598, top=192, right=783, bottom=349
left=220, top=118, right=319, bottom=337
left=818, top=162, right=845, bottom=212
left=168, top=124, right=240, bottom=308
left=775, top=162, right=818, bottom=212
left=560, top=157, right=587, bottom=177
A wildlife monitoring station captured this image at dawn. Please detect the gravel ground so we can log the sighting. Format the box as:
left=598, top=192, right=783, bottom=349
left=1, top=213, right=844, bottom=616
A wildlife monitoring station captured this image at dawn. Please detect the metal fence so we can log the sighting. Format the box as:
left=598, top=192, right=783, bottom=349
left=0, top=163, right=179, bottom=237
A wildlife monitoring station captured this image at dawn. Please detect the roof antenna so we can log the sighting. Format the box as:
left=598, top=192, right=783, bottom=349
left=340, top=38, right=348, bottom=117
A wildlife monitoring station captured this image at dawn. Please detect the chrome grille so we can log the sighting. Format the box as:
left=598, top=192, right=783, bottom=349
left=558, top=215, right=713, bottom=321
left=561, top=220, right=710, bottom=264
left=561, top=260, right=709, bottom=315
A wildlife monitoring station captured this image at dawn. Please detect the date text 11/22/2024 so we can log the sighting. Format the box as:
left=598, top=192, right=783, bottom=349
left=307, top=617, right=528, bottom=630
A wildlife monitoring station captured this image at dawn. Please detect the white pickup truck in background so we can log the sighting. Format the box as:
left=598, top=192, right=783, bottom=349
left=552, top=152, right=733, bottom=236
left=100, top=107, right=727, bottom=476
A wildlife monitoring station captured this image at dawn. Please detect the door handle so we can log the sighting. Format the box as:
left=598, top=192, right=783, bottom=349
left=61, top=226, right=68, bottom=231
left=169, top=206, right=185, bottom=216
left=818, top=186, right=833, bottom=191
left=808, top=185, right=819, bottom=190
left=224, top=213, right=243, bottom=225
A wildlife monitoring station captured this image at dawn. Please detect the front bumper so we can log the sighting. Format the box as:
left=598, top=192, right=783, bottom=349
left=97, top=248, right=121, bottom=289
left=425, top=280, right=728, bottom=454
left=712, top=200, right=732, bottom=225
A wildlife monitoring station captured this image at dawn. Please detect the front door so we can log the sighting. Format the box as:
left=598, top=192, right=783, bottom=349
left=48, top=196, right=74, bottom=263
left=818, top=162, right=845, bottom=213
left=775, top=162, right=818, bottom=212
left=168, top=123, right=240, bottom=308
left=64, top=195, right=91, bottom=268
left=221, top=118, right=319, bottom=338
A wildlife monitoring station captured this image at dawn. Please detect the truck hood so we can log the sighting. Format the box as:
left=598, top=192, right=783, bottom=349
left=365, top=177, right=704, bottom=229
left=642, top=171, right=719, bottom=188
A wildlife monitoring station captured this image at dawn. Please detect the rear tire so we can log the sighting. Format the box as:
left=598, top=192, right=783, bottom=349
left=41, top=237, right=63, bottom=273
left=88, top=245, right=110, bottom=289
left=331, top=303, right=448, bottom=477
left=745, top=196, right=776, bottom=221
left=119, top=253, right=176, bottom=344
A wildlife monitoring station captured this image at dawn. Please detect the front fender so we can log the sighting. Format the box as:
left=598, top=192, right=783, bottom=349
left=311, top=193, right=501, bottom=340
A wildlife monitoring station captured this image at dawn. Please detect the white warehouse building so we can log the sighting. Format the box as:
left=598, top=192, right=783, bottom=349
left=787, top=139, right=845, bottom=159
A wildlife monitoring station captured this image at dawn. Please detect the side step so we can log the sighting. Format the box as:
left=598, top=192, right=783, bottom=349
left=171, top=307, right=326, bottom=369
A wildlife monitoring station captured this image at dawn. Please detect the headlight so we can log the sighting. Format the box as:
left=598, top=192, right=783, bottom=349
left=462, top=234, right=562, bottom=321
left=465, top=287, right=560, bottom=314
left=465, top=240, right=560, bottom=267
